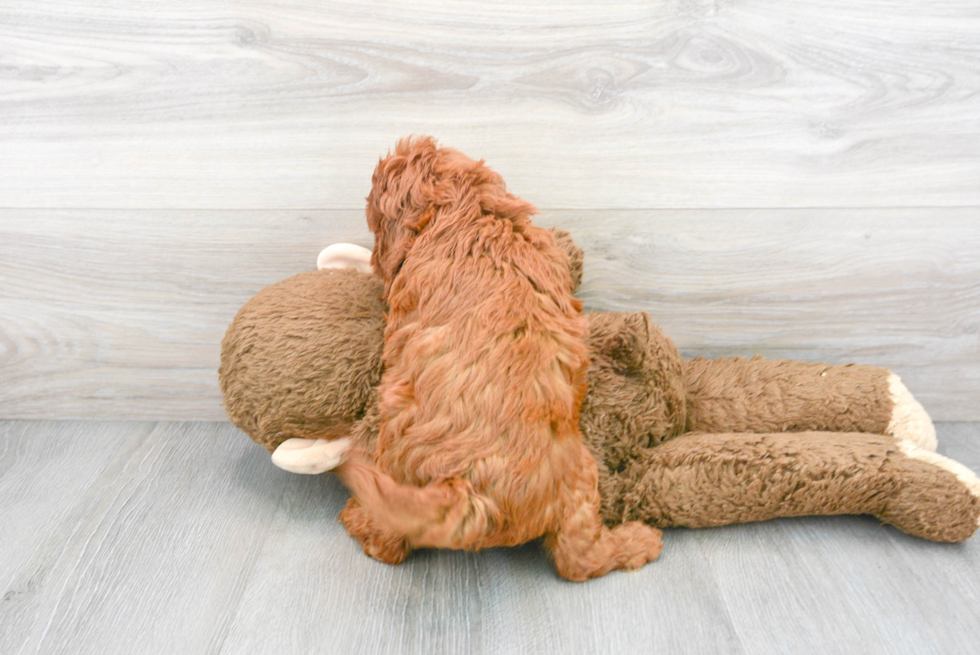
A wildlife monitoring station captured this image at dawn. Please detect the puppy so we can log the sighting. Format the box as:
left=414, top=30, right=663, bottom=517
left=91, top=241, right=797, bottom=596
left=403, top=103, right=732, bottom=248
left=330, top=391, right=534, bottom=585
left=335, top=137, right=662, bottom=581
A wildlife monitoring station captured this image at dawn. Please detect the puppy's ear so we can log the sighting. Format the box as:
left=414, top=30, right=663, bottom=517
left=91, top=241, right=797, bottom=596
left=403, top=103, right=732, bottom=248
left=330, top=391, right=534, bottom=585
left=394, top=134, right=439, bottom=159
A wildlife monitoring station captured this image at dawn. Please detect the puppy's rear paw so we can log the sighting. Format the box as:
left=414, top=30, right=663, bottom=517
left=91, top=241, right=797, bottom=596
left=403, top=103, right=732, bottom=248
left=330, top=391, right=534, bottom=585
left=616, top=521, right=663, bottom=570
left=340, top=500, right=411, bottom=565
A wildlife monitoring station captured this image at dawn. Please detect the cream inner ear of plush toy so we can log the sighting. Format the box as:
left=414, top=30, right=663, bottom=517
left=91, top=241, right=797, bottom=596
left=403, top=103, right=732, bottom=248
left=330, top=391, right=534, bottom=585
left=317, top=243, right=373, bottom=274
left=272, top=437, right=352, bottom=474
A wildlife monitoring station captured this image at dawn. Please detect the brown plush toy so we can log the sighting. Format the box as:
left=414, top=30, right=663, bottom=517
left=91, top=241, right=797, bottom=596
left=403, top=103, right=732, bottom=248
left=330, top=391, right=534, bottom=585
left=220, top=230, right=980, bottom=560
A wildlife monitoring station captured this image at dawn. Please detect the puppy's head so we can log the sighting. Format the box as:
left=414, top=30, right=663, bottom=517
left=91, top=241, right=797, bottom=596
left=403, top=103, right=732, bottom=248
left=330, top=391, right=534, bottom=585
left=365, top=136, right=441, bottom=288
left=366, top=136, right=535, bottom=292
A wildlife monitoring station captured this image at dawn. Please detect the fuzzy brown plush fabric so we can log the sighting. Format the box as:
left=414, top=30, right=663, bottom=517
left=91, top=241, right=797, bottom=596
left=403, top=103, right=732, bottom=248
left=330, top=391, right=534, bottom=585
left=610, top=431, right=980, bottom=542
left=221, top=259, right=980, bottom=545
left=683, top=357, right=893, bottom=435
left=219, top=268, right=386, bottom=451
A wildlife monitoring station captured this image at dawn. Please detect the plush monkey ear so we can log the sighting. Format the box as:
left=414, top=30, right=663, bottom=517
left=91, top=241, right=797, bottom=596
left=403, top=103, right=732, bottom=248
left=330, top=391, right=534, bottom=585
left=607, top=313, right=652, bottom=374
left=317, top=244, right=374, bottom=273
left=271, top=438, right=352, bottom=474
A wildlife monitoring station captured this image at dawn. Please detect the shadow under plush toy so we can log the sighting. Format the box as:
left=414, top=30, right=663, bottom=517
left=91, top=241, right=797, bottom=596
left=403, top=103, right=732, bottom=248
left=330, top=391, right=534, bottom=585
left=220, top=161, right=980, bottom=579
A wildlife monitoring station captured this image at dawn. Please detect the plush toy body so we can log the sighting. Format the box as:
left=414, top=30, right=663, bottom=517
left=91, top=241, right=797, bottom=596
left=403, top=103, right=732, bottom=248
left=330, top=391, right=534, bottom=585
left=219, top=140, right=978, bottom=577
left=220, top=234, right=980, bottom=549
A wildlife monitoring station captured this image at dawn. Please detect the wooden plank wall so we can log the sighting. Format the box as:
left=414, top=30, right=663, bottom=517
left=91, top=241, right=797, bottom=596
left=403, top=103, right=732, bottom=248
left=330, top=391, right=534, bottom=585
left=1, top=1, right=978, bottom=420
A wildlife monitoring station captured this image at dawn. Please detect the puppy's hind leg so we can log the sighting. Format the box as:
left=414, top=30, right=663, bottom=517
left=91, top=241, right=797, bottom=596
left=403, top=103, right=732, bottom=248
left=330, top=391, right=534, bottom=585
left=339, top=498, right=411, bottom=565
left=335, top=452, right=497, bottom=553
left=545, top=452, right=663, bottom=582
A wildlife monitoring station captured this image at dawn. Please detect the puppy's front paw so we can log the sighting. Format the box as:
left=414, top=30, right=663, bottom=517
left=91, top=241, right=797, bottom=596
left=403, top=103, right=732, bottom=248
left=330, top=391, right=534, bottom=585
left=271, top=437, right=352, bottom=474
left=886, top=374, right=937, bottom=451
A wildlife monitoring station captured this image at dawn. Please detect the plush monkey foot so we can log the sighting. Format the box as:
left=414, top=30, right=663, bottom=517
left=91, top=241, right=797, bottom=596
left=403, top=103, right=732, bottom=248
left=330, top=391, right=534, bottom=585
left=272, top=437, right=352, bottom=474
left=317, top=243, right=373, bottom=274
left=886, top=374, right=938, bottom=451
left=616, top=431, right=980, bottom=542
left=884, top=440, right=980, bottom=541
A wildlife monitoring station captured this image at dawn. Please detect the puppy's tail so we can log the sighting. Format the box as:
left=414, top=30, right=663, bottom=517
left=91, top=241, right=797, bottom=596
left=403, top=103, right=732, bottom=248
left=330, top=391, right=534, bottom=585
left=335, top=450, right=499, bottom=550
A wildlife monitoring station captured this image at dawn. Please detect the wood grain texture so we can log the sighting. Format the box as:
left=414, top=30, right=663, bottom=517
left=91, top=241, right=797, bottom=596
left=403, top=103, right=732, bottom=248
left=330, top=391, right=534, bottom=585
left=0, top=1, right=978, bottom=209
left=697, top=422, right=980, bottom=654
left=1, top=420, right=979, bottom=654
left=2, top=209, right=977, bottom=420
left=559, top=210, right=980, bottom=422
left=0, top=421, right=153, bottom=617
left=0, top=210, right=365, bottom=420
left=0, top=421, right=286, bottom=655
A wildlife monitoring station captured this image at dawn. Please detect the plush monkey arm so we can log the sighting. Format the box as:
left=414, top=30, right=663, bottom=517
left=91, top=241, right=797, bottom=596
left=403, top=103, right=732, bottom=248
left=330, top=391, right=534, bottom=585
left=682, top=357, right=937, bottom=451
left=605, top=431, right=980, bottom=542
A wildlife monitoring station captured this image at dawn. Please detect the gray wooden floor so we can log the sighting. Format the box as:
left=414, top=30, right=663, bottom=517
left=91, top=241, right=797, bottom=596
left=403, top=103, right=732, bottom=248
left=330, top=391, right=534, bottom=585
left=2, top=420, right=979, bottom=655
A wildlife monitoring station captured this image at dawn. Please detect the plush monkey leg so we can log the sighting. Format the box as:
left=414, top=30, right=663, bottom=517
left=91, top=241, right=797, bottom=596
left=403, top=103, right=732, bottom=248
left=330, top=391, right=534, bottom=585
left=612, top=431, right=980, bottom=542
left=683, top=357, right=936, bottom=450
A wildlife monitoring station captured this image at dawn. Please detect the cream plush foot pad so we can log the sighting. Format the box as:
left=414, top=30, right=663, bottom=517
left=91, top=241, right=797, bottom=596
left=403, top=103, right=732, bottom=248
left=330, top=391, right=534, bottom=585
left=886, top=373, right=937, bottom=451
left=317, top=243, right=373, bottom=274
left=272, top=437, right=352, bottom=474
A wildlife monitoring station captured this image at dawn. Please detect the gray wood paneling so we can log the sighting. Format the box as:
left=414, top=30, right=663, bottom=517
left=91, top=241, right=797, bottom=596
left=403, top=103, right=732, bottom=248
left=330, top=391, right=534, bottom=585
left=1, top=420, right=978, bottom=654
left=1, top=1, right=977, bottom=421
left=2, top=209, right=978, bottom=420
left=0, top=1, right=978, bottom=209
